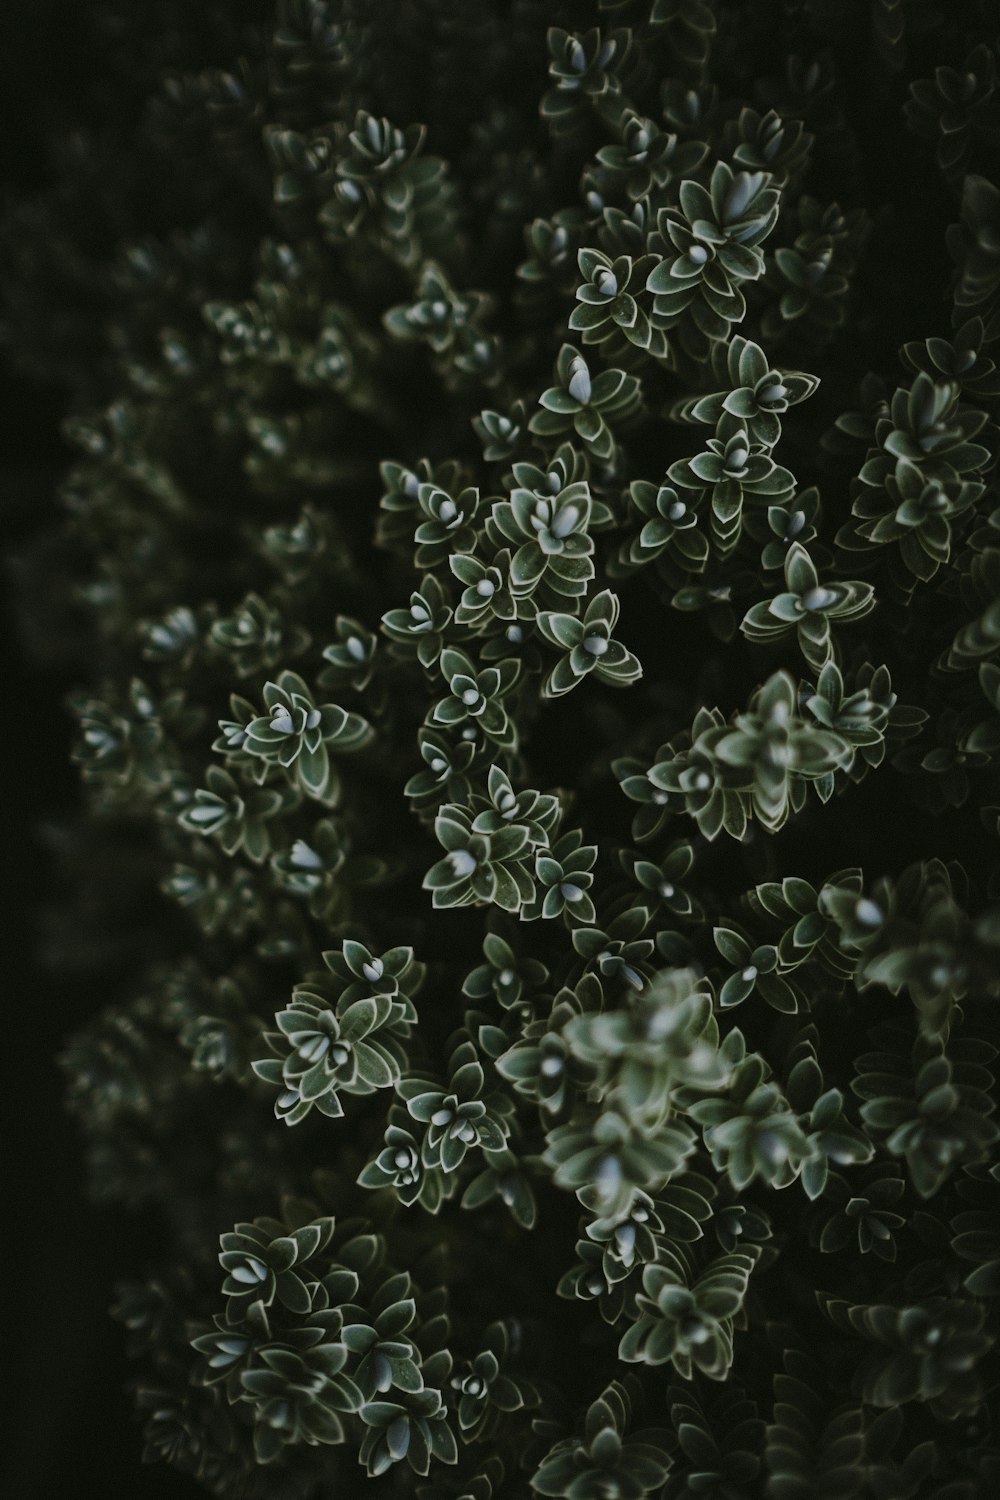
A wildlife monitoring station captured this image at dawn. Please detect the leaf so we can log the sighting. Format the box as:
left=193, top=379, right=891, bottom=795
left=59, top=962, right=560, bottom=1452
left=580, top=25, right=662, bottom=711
left=537, top=611, right=583, bottom=650
left=723, top=387, right=757, bottom=419
left=538, top=387, right=579, bottom=414
left=297, top=739, right=330, bottom=798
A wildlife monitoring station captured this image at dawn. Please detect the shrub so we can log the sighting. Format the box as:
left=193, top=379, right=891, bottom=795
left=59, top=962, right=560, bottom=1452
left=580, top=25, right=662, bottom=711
left=6, top=1, right=1000, bottom=1495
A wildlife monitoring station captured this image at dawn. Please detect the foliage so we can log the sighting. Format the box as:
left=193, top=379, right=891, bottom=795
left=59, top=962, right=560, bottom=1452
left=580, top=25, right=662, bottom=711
left=7, top=0, right=1000, bottom=1495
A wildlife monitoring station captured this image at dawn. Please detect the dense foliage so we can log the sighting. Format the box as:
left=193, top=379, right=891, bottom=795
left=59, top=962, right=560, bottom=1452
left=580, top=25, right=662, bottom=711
left=6, top=0, right=1000, bottom=1494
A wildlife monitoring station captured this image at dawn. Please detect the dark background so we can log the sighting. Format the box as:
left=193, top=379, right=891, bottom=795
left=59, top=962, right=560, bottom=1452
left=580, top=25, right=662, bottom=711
left=1, top=4, right=199, bottom=1494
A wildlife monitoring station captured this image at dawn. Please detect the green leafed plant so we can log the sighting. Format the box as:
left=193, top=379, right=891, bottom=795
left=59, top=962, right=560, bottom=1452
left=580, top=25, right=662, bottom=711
left=10, top=1, right=1000, bottom=1496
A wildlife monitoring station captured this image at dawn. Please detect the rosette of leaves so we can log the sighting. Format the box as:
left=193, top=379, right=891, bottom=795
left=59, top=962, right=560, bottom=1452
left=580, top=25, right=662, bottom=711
left=318, top=616, right=379, bottom=694
left=321, top=936, right=418, bottom=994
left=670, top=335, right=819, bottom=447
left=191, top=1297, right=269, bottom=1400
left=559, top=1235, right=622, bottom=1318
left=712, top=926, right=799, bottom=1013
left=593, top=111, right=698, bottom=204
left=618, top=1243, right=760, bottom=1379
left=740, top=543, right=875, bottom=672
left=495, top=979, right=595, bottom=1117
left=914, top=702, right=994, bottom=811
left=242, top=411, right=336, bottom=491
left=658, top=75, right=717, bottom=135
left=840, top=454, right=984, bottom=587
left=668, top=419, right=795, bottom=557
left=569, top=247, right=660, bottom=352
left=530, top=1380, right=672, bottom=1499
left=462, top=932, right=548, bottom=1014
left=517, top=209, right=587, bottom=312
left=460, top=1146, right=538, bottom=1231
left=687, top=1030, right=811, bottom=1191
left=384, top=261, right=497, bottom=386
left=900, top=315, right=1000, bottom=402
left=610, top=476, right=708, bottom=577
left=724, top=106, right=813, bottom=182
left=613, top=749, right=680, bottom=844
left=422, top=802, right=535, bottom=913
left=753, top=485, right=821, bottom=572
left=431, top=647, right=519, bottom=750
left=261, top=502, right=333, bottom=585
left=252, top=980, right=414, bottom=1126
left=319, top=111, right=459, bottom=270
left=541, top=28, right=630, bottom=134
left=581, top=1189, right=671, bottom=1288
left=711, top=671, right=853, bottom=833
left=527, top=831, right=598, bottom=924
left=449, top=551, right=517, bottom=631
left=448, top=1321, right=534, bottom=1443
left=297, top=302, right=376, bottom=403
left=202, top=297, right=286, bottom=365
left=785, top=1034, right=874, bottom=1200
left=71, top=678, right=199, bottom=798
left=750, top=867, right=863, bottom=980
left=529, top=346, right=642, bottom=463
left=591, top=196, right=651, bottom=261
left=411, top=481, right=483, bottom=570
left=802, top=661, right=925, bottom=791
left=832, top=861, right=1000, bottom=1039
left=536, top=589, right=642, bottom=698
left=645, top=163, right=781, bottom=351
left=395, top=726, right=467, bottom=822
left=181, top=974, right=260, bottom=1082
left=641, top=706, right=753, bottom=841
left=486, top=447, right=609, bottom=607
left=667, top=575, right=739, bottom=642
left=208, top=592, right=311, bottom=679
left=473, top=401, right=528, bottom=465
left=815, top=1164, right=907, bottom=1262
left=404, top=727, right=483, bottom=817
left=571, top=907, right=656, bottom=994
left=240, top=670, right=372, bottom=803
left=219, top=1214, right=335, bottom=1320
left=851, top=1032, right=999, bottom=1197
left=764, top=197, right=868, bottom=342
left=382, top=574, right=454, bottom=669
left=544, top=1104, right=697, bottom=1221
left=267, top=120, right=349, bottom=214
left=376, top=457, right=467, bottom=553
left=563, top=966, right=727, bottom=1129
left=241, top=1337, right=363, bottom=1464
left=839, top=373, right=990, bottom=559
left=161, top=854, right=261, bottom=940
left=140, top=604, right=202, bottom=669
left=467, top=765, right=561, bottom=851
left=179, top=765, right=295, bottom=863
left=817, top=1293, right=994, bottom=1415
left=905, top=43, right=1000, bottom=185
left=358, top=1109, right=447, bottom=1214
left=359, top=1385, right=458, bottom=1479
left=626, top=840, right=701, bottom=923
left=397, top=1041, right=512, bottom=1174
left=339, top=1272, right=423, bottom=1400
